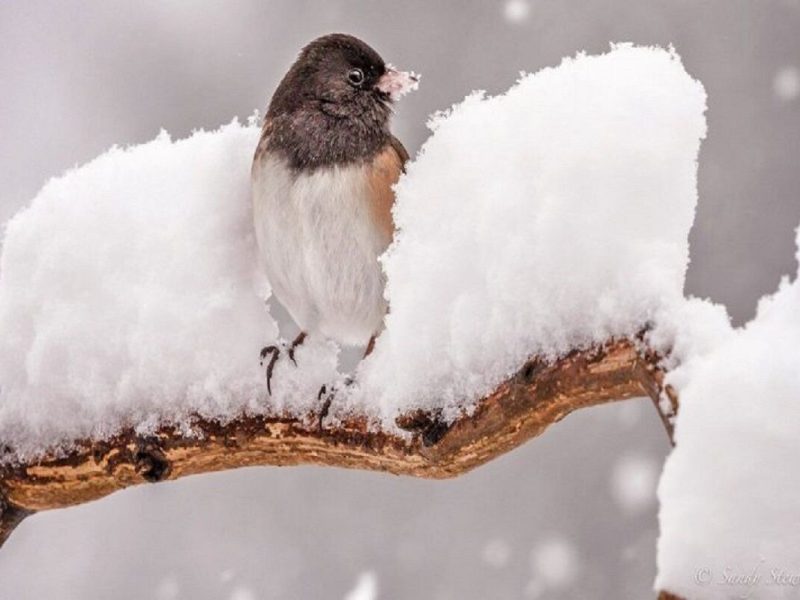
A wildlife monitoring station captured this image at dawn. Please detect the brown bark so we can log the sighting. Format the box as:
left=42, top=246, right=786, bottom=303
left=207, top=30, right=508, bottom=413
left=0, top=336, right=671, bottom=552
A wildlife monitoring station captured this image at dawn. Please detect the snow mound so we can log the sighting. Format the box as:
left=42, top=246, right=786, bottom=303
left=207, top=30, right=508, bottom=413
left=0, top=121, right=339, bottom=460
left=0, top=44, right=707, bottom=458
left=355, top=44, right=707, bottom=422
left=656, top=225, right=800, bottom=599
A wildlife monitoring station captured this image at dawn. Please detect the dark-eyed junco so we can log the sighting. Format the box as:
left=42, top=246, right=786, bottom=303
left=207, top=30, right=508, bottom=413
left=252, top=33, right=418, bottom=392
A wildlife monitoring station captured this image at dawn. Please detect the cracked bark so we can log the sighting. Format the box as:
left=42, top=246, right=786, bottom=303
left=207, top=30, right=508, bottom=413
left=0, top=336, right=682, bottom=598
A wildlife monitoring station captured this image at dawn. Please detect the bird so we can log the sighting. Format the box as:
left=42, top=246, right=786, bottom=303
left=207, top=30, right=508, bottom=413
left=251, top=33, right=418, bottom=394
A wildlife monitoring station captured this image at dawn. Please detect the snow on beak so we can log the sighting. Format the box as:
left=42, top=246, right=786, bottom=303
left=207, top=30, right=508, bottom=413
left=375, top=64, right=420, bottom=101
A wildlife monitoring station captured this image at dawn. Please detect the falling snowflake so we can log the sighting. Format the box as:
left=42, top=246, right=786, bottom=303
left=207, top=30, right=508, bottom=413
left=155, top=577, right=180, bottom=600
left=229, top=587, right=257, bottom=600
left=344, top=572, right=378, bottom=600
left=774, top=66, right=800, bottom=101
left=482, top=538, right=512, bottom=568
left=530, top=536, right=579, bottom=589
left=610, top=454, right=659, bottom=514
left=504, top=0, right=531, bottom=23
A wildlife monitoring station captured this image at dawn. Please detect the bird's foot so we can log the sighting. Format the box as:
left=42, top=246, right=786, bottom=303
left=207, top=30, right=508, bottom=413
left=259, top=345, right=281, bottom=395
left=315, top=376, right=354, bottom=431
left=259, top=331, right=307, bottom=396
left=316, top=384, right=333, bottom=431
left=287, top=331, right=307, bottom=366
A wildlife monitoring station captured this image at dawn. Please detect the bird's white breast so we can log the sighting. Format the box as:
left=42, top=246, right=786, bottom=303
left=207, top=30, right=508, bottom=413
left=252, top=153, right=391, bottom=346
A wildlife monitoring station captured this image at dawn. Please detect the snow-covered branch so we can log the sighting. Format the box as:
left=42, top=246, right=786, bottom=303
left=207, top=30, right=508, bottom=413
left=0, top=336, right=670, bottom=549
left=6, top=41, right=794, bottom=600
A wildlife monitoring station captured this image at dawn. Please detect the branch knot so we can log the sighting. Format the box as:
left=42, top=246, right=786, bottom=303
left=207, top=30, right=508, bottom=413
left=134, top=437, right=171, bottom=482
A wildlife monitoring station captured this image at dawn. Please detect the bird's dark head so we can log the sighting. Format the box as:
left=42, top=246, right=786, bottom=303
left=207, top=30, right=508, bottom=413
left=268, top=33, right=418, bottom=122
left=261, top=34, right=417, bottom=171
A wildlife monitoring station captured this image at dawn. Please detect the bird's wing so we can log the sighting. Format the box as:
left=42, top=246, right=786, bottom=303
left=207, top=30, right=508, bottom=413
left=367, top=136, right=408, bottom=240
left=389, top=135, right=410, bottom=170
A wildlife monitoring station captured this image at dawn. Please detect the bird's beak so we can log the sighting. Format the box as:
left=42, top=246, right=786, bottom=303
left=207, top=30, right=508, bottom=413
left=375, top=65, right=420, bottom=101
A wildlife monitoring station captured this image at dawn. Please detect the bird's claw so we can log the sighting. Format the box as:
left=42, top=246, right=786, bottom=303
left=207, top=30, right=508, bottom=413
left=259, top=345, right=280, bottom=395
left=316, top=384, right=333, bottom=431
left=259, top=332, right=306, bottom=396
left=287, top=331, right=307, bottom=366
left=315, top=376, right=354, bottom=431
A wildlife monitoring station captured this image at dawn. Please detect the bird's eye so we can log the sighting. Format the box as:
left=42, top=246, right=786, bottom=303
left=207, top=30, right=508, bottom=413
left=347, top=68, right=365, bottom=86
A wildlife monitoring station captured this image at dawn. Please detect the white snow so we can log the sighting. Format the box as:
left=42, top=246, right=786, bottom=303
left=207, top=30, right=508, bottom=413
left=380, top=65, right=421, bottom=101
left=773, top=66, right=800, bottom=101
left=1, top=35, right=796, bottom=600
left=155, top=577, right=180, bottom=600
left=610, top=453, right=659, bottom=515
left=530, top=536, right=579, bottom=590
left=655, top=225, right=800, bottom=599
left=504, top=0, right=531, bottom=24
left=0, top=44, right=707, bottom=458
left=0, top=119, right=337, bottom=460
left=343, top=571, right=378, bottom=600
left=229, top=587, right=258, bottom=600
left=355, top=44, right=707, bottom=423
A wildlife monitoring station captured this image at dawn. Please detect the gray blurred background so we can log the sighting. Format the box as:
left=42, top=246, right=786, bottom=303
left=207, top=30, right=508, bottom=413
left=0, top=1, right=797, bottom=599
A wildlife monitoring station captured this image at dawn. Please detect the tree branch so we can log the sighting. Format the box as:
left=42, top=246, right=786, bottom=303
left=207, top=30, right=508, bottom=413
left=0, top=336, right=670, bottom=552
